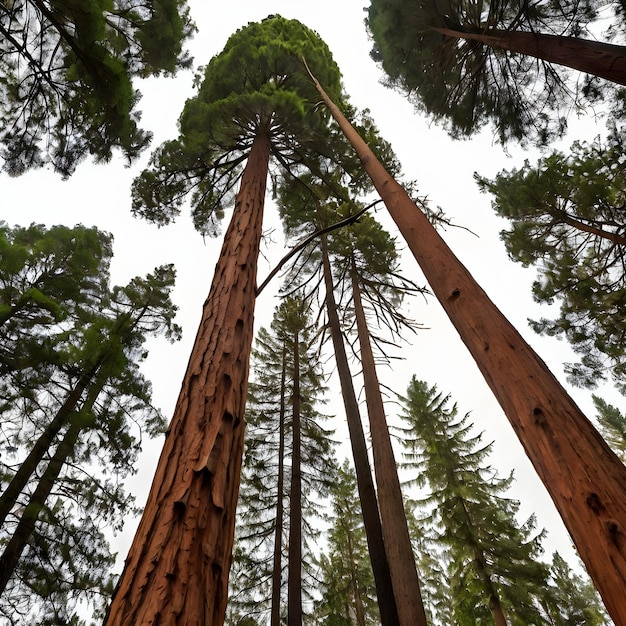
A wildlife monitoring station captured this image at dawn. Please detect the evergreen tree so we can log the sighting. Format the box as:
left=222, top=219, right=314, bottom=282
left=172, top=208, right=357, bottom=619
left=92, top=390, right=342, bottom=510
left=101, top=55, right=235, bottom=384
left=229, top=297, right=335, bottom=625
left=107, top=17, right=346, bottom=624
left=0, top=225, right=180, bottom=623
left=399, top=377, right=551, bottom=626
left=0, top=0, right=194, bottom=176
left=305, top=72, right=626, bottom=624
left=315, top=460, right=379, bottom=626
left=476, top=130, right=626, bottom=391
left=592, top=395, right=626, bottom=461
left=366, top=0, right=624, bottom=145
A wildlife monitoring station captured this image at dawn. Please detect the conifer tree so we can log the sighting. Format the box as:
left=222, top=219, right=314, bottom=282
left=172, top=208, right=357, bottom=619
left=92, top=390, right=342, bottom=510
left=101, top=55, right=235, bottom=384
left=229, top=297, right=334, bottom=625
left=399, top=376, right=552, bottom=626
left=592, top=395, right=626, bottom=461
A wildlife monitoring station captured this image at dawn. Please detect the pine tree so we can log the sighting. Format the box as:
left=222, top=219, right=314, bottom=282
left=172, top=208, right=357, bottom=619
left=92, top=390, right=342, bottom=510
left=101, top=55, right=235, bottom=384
left=399, top=377, right=551, bottom=626
left=592, top=396, right=626, bottom=461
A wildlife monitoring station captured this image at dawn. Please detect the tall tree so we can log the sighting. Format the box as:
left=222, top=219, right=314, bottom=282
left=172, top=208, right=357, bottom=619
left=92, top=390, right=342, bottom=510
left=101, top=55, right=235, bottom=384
left=366, top=0, right=624, bottom=145
left=315, top=460, right=379, bottom=626
left=230, top=297, right=334, bottom=626
left=592, top=395, right=626, bottom=462
left=399, top=377, right=550, bottom=626
left=0, top=259, right=180, bottom=623
left=106, top=17, right=344, bottom=624
left=307, top=68, right=626, bottom=624
left=0, top=0, right=194, bottom=177
left=476, top=130, right=626, bottom=391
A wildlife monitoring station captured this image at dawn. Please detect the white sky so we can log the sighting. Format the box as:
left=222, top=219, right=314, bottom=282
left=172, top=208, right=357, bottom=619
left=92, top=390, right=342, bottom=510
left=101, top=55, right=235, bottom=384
left=1, top=0, right=619, bottom=601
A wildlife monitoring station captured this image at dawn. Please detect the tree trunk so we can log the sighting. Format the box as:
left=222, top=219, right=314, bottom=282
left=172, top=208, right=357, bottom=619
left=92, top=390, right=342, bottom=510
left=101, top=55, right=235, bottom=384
left=104, top=128, right=271, bottom=626
left=433, top=27, right=626, bottom=86
left=349, top=260, right=428, bottom=626
left=0, top=367, right=100, bottom=529
left=309, top=72, right=626, bottom=625
left=320, top=234, right=399, bottom=626
left=343, top=521, right=367, bottom=626
left=271, top=347, right=287, bottom=626
left=287, top=330, right=302, bottom=626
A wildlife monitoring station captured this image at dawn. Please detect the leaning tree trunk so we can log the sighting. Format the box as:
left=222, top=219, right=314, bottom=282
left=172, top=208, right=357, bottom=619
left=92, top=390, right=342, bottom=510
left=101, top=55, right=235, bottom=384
left=308, top=70, right=626, bottom=625
left=320, top=234, right=399, bottom=626
left=104, top=128, right=271, bottom=626
left=287, top=328, right=303, bottom=626
left=271, top=347, right=287, bottom=626
left=434, top=27, right=626, bottom=86
left=349, top=260, right=427, bottom=626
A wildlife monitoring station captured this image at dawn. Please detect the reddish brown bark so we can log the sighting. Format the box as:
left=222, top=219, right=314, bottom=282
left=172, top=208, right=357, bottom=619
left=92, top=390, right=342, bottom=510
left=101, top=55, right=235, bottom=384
left=434, top=27, right=626, bottom=86
left=308, top=70, right=626, bottom=625
left=104, top=129, right=271, bottom=626
left=321, top=234, right=399, bottom=626
left=349, top=261, right=427, bottom=626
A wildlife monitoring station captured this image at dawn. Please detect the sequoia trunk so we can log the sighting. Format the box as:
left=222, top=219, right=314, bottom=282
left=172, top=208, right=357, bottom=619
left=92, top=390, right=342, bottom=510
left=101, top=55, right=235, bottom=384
left=309, top=71, right=626, bottom=625
left=349, top=260, right=427, bottom=626
left=434, top=27, right=626, bottom=86
left=104, top=129, right=271, bottom=626
left=320, top=234, right=399, bottom=626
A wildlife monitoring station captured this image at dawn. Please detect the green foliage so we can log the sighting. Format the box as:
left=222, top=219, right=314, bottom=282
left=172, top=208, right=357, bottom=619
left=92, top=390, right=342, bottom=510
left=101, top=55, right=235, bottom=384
left=230, top=297, right=335, bottom=622
left=399, top=377, right=551, bottom=625
left=366, top=0, right=610, bottom=145
left=0, top=223, right=181, bottom=622
left=315, top=460, right=380, bottom=626
left=592, top=395, right=626, bottom=461
left=0, top=0, right=194, bottom=176
left=476, top=129, right=626, bottom=391
left=132, top=14, right=343, bottom=236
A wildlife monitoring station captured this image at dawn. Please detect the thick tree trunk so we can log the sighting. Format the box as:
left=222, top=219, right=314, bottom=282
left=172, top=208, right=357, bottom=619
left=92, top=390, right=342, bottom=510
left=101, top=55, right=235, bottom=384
left=320, top=235, right=399, bottom=626
left=104, top=129, right=270, bottom=626
left=271, top=348, right=287, bottom=626
left=433, top=27, right=626, bottom=86
left=309, top=73, right=626, bottom=625
left=349, top=261, right=427, bottom=626
left=287, top=330, right=302, bottom=626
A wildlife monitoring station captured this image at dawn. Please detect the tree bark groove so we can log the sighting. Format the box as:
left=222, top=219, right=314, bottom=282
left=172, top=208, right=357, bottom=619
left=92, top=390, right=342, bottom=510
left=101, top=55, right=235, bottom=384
left=309, top=73, right=626, bottom=625
left=104, top=130, right=270, bottom=626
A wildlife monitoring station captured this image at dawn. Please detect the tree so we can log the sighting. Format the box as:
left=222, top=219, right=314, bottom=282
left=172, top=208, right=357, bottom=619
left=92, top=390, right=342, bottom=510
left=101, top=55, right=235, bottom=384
left=0, top=242, right=180, bottom=623
left=476, top=130, right=626, bottom=391
left=0, top=0, right=194, bottom=177
left=366, top=0, right=624, bottom=145
left=230, top=296, right=335, bottom=626
left=315, top=460, right=379, bottom=626
left=592, top=395, right=626, bottom=461
left=399, top=377, right=550, bottom=626
left=306, top=68, right=626, bottom=624
left=105, top=16, right=345, bottom=625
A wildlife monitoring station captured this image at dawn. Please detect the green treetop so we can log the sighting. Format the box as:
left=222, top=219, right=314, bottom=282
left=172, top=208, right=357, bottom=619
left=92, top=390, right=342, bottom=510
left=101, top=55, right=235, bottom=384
left=0, top=0, right=194, bottom=177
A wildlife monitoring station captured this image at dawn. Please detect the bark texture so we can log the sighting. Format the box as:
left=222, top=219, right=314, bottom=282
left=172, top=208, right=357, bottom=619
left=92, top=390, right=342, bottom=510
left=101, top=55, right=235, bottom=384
left=350, top=262, right=427, bottom=626
left=104, top=130, right=270, bottom=626
left=321, top=235, right=399, bottom=626
left=434, top=27, right=626, bottom=86
left=309, top=73, right=626, bottom=625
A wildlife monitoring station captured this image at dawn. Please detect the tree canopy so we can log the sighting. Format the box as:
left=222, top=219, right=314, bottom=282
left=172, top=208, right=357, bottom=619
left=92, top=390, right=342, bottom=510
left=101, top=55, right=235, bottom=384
left=366, top=0, right=620, bottom=145
left=0, top=0, right=194, bottom=177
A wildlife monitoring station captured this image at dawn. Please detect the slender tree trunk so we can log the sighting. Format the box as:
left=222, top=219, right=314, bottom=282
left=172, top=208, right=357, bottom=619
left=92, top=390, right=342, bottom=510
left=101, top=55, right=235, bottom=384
left=433, top=27, right=626, bottom=86
left=472, top=547, right=508, bottom=626
left=309, top=72, right=626, bottom=625
left=320, top=234, right=399, bottom=626
left=0, top=390, right=98, bottom=594
left=287, top=330, right=302, bottom=626
left=349, top=260, right=427, bottom=626
left=342, top=521, right=367, bottom=626
left=271, top=347, right=287, bottom=626
left=0, top=367, right=100, bottom=529
left=104, top=128, right=271, bottom=626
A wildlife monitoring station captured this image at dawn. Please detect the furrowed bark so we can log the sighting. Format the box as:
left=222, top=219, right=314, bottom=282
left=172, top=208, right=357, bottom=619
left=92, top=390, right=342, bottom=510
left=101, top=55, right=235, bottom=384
left=308, top=68, right=626, bottom=625
left=433, top=27, right=626, bottom=86
left=349, top=261, right=427, bottom=626
left=321, top=234, right=399, bottom=626
left=104, top=129, right=270, bottom=626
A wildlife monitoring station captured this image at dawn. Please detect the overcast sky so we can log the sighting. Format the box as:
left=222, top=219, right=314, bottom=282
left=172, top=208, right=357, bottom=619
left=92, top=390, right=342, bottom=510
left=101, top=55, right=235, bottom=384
left=2, top=0, right=618, bottom=584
